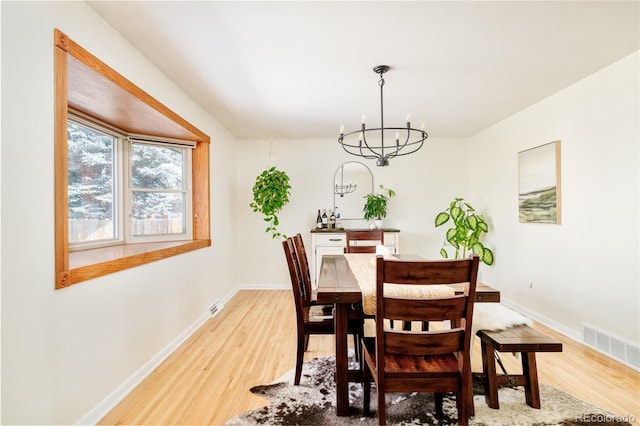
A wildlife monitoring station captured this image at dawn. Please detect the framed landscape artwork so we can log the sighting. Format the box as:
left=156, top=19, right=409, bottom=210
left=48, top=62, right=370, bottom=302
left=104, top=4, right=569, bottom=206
left=518, top=140, right=561, bottom=224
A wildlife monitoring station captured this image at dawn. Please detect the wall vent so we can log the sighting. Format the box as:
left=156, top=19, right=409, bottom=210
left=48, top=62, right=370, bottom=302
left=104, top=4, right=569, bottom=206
left=209, top=300, right=221, bottom=317
left=583, top=323, right=640, bottom=371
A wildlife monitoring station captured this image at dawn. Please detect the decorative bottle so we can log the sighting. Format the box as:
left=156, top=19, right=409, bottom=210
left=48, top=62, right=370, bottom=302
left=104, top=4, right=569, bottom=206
left=316, top=209, right=323, bottom=229
left=329, top=210, right=336, bottom=230
left=321, top=209, right=328, bottom=229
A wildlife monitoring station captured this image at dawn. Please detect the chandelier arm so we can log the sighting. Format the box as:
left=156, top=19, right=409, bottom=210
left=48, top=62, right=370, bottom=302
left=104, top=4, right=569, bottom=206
left=386, top=131, right=428, bottom=159
left=359, top=129, right=386, bottom=159
left=338, top=136, right=384, bottom=160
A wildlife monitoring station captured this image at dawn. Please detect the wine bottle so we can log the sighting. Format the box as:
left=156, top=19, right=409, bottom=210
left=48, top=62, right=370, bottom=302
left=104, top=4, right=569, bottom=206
left=316, top=209, right=323, bottom=229
left=329, top=210, right=336, bottom=230
left=321, top=209, right=328, bottom=229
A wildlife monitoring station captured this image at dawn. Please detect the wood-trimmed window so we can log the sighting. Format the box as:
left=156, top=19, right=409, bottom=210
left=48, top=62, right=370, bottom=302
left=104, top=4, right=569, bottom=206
left=54, top=29, right=211, bottom=289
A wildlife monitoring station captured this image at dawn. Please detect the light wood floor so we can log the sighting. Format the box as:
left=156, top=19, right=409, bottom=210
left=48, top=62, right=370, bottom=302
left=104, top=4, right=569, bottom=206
left=100, top=290, right=640, bottom=425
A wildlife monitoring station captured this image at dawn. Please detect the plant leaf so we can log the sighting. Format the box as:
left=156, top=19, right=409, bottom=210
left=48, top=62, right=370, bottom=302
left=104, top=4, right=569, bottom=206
left=472, top=242, right=484, bottom=255
left=467, top=214, right=478, bottom=230
left=435, top=212, right=449, bottom=227
left=445, top=227, right=457, bottom=243
left=451, top=206, right=461, bottom=221
left=482, top=247, right=494, bottom=265
left=440, top=248, right=448, bottom=259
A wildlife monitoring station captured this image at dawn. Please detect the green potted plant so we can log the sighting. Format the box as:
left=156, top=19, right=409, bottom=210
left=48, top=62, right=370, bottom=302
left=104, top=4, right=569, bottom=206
left=435, top=197, right=494, bottom=265
left=363, top=185, right=395, bottom=229
left=249, top=166, right=291, bottom=239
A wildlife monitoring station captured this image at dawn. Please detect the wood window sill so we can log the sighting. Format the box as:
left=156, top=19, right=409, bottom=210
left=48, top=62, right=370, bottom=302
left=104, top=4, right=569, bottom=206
left=65, top=240, right=211, bottom=286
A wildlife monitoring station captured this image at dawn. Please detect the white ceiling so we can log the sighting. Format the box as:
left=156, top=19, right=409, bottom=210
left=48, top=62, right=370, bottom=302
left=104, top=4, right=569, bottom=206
left=88, top=1, right=639, bottom=139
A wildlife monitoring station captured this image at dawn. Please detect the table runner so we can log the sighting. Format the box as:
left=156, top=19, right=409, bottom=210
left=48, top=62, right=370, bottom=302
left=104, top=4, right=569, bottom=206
left=344, top=254, right=455, bottom=316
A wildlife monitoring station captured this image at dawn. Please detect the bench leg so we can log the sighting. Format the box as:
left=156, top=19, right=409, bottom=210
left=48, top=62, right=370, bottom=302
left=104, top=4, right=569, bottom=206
left=480, top=340, right=500, bottom=409
left=522, top=352, right=541, bottom=409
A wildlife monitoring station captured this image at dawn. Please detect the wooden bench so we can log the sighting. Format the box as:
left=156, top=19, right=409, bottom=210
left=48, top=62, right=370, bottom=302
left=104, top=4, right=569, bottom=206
left=477, top=324, right=563, bottom=409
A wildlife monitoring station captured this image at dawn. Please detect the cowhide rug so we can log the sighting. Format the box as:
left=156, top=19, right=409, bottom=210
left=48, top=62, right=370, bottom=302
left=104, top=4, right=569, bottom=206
left=226, top=355, right=631, bottom=426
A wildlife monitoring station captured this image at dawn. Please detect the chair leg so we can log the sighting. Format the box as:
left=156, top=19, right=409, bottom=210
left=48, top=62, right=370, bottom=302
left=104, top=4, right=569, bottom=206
left=377, top=383, right=386, bottom=425
left=294, top=333, right=305, bottom=385
left=363, top=361, right=371, bottom=416
left=303, top=334, right=310, bottom=351
left=435, top=392, right=444, bottom=417
left=457, top=389, right=469, bottom=426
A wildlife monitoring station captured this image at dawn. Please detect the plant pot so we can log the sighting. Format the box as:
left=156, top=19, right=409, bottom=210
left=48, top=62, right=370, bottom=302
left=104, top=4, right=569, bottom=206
left=374, top=219, right=383, bottom=229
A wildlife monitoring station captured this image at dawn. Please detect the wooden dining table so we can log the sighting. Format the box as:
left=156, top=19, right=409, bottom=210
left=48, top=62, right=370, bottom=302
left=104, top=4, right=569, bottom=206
left=316, top=253, right=501, bottom=416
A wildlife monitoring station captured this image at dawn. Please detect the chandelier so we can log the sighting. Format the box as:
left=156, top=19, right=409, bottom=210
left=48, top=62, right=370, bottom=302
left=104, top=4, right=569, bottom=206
left=338, top=65, right=428, bottom=166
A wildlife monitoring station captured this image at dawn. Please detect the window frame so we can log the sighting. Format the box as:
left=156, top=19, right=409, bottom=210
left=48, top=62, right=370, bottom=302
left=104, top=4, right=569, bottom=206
left=54, top=29, right=211, bottom=289
left=125, top=138, right=193, bottom=243
left=67, top=112, right=125, bottom=250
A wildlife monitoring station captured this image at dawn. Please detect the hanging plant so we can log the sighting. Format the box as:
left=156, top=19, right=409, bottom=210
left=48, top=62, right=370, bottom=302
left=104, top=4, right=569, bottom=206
left=435, top=197, right=494, bottom=266
left=250, top=166, right=292, bottom=239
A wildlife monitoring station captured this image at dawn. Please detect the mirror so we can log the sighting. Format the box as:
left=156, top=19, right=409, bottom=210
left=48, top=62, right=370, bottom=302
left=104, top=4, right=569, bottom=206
left=333, top=161, right=373, bottom=219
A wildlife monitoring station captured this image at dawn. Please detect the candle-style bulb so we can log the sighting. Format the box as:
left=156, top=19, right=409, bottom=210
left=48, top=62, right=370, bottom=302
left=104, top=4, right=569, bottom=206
left=361, top=115, right=366, bottom=124
left=406, top=113, right=411, bottom=123
left=339, top=124, right=344, bottom=134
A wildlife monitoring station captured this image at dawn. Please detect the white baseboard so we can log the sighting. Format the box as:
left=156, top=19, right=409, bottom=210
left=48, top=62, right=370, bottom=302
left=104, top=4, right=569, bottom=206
left=237, top=283, right=289, bottom=290
left=75, top=288, right=238, bottom=426
left=501, top=297, right=582, bottom=343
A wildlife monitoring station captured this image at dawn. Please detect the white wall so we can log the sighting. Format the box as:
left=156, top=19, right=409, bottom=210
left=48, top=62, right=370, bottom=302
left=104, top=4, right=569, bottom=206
left=468, top=52, right=639, bottom=345
left=236, top=137, right=469, bottom=288
left=1, top=2, right=238, bottom=424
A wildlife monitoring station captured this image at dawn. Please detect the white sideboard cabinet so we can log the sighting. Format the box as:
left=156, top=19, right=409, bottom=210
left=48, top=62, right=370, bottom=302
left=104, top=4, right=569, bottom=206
left=310, top=229, right=400, bottom=287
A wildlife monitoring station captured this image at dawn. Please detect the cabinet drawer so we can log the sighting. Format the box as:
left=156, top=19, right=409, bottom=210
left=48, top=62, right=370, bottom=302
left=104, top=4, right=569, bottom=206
left=314, top=234, right=346, bottom=246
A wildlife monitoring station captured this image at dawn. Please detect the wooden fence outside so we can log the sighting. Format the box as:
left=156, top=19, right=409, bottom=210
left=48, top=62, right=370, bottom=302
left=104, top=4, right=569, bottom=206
left=69, top=218, right=184, bottom=241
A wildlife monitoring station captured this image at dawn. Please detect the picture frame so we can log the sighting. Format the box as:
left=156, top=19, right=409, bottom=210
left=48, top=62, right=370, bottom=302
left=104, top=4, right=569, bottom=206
left=518, top=140, right=561, bottom=224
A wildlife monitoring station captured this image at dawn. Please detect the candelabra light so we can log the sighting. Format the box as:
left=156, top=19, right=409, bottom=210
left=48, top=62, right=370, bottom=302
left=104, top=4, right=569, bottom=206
left=338, top=65, right=428, bottom=166
left=334, top=165, right=357, bottom=197
left=334, top=182, right=357, bottom=197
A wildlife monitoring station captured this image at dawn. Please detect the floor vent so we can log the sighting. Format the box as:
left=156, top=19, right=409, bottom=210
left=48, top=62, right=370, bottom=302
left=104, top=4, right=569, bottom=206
left=209, top=300, right=221, bottom=317
left=583, top=323, right=640, bottom=371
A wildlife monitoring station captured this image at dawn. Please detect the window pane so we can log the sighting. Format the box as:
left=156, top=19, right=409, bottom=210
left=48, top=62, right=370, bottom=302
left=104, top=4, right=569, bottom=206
left=131, top=143, right=184, bottom=190
left=131, top=192, right=186, bottom=236
left=67, top=121, right=115, bottom=242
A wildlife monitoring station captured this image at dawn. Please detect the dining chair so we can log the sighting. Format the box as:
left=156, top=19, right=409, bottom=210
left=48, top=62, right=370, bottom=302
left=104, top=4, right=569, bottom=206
left=362, top=254, right=479, bottom=425
left=283, top=238, right=363, bottom=385
left=291, top=234, right=364, bottom=361
left=345, top=229, right=384, bottom=253
left=345, top=229, right=413, bottom=329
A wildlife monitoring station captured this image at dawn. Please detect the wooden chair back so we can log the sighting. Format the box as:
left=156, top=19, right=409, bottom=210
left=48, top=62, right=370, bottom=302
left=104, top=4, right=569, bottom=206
left=375, top=255, right=479, bottom=358
left=292, top=233, right=313, bottom=306
left=345, top=229, right=384, bottom=254
left=282, top=238, right=306, bottom=325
